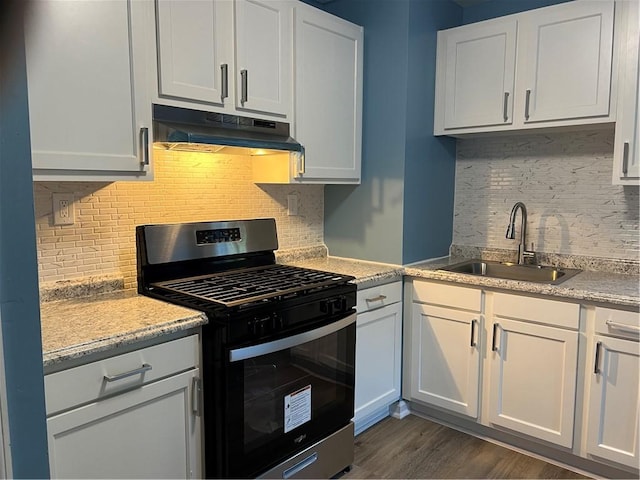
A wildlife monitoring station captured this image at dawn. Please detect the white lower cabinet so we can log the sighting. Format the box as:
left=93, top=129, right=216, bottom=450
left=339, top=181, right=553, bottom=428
left=585, top=307, right=640, bottom=469
left=45, top=335, right=202, bottom=479
left=488, top=293, right=580, bottom=448
left=354, top=282, right=402, bottom=434
left=406, top=279, right=639, bottom=476
left=410, top=282, right=482, bottom=418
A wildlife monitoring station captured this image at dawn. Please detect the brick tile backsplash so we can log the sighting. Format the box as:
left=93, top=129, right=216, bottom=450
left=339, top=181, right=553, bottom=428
left=34, top=150, right=323, bottom=290
left=453, top=128, right=639, bottom=261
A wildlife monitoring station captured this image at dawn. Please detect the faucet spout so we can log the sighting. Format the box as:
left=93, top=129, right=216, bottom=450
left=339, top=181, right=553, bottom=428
left=506, top=202, right=535, bottom=264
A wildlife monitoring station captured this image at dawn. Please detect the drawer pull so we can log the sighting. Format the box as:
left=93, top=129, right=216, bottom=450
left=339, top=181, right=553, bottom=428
left=104, top=363, right=152, bottom=383
left=366, top=294, right=387, bottom=303
left=606, top=319, right=640, bottom=334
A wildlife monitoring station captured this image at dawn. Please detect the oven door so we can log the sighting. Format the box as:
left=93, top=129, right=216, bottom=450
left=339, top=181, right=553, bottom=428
left=223, top=312, right=356, bottom=478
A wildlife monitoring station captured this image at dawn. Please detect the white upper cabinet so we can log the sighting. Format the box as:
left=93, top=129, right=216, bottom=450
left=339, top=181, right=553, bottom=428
left=518, top=1, right=614, bottom=124
left=437, top=18, right=517, bottom=130
left=252, top=1, right=363, bottom=184
left=26, top=0, right=154, bottom=181
left=434, top=0, right=616, bottom=136
left=155, top=0, right=291, bottom=120
left=156, top=0, right=232, bottom=107
left=292, top=2, right=363, bottom=183
left=235, top=0, right=292, bottom=117
left=612, top=0, right=640, bottom=185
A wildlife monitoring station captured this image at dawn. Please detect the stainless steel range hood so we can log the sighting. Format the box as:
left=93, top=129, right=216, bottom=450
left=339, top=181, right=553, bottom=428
left=152, top=104, right=303, bottom=155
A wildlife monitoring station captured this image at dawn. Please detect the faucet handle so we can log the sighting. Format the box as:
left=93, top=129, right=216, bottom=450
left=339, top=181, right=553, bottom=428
left=522, top=243, right=536, bottom=264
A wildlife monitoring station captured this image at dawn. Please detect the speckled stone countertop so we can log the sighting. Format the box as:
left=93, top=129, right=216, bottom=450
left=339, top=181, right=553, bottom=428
left=405, top=256, right=640, bottom=309
left=278, top=250, right=404, bottom=289
left=40, top=246, right=638, bottom=369
left=40, top=285, right=207, bottom=368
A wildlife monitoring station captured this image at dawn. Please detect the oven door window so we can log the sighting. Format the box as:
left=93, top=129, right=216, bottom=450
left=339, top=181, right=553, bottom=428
left=224, top=315, right=355, bottom=477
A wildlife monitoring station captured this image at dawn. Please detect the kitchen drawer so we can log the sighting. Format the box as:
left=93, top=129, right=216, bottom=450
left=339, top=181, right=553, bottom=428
left=357, top=281, right=402, bottom=313
left=595, top=306, right=640, bottom=340
left=493, top=293, right=579, bottom=330
left=412, top=280, right=482, bottom=312
left=45, top=334, right=199, bottom=415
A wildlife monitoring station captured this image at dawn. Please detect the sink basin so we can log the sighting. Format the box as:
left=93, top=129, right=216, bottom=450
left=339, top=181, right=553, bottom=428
left=439, top=259, right=581, bottom=285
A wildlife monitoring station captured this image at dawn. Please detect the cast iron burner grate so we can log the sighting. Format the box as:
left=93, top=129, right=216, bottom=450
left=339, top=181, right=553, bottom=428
left=151, top=264, right=352, bottom=308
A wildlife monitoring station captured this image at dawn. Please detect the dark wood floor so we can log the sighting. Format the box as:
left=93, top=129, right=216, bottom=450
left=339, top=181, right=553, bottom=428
left=342, top=415, right=589, bottom=479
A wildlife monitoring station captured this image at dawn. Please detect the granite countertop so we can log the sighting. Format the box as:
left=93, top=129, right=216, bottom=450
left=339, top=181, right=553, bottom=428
left=282, top=256, right=404, bottom=289
left=40, top=288, right=207, bottom=368
left=40, top=247, right=638, bottom=370
left=404, top=256, right=640, bottom=309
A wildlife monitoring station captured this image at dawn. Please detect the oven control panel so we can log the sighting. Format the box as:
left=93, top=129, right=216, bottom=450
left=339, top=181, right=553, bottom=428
left=243, top=294, right=353, bottom=339
left=196, top=228, right=241, bottom=245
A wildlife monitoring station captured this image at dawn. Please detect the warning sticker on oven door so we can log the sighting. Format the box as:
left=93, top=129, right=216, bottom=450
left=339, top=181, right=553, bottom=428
left=284, top=385, right=311, bottom=433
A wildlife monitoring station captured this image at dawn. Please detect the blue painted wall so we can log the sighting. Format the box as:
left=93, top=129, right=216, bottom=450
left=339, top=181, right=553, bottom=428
left=322, top=0, right=412, bottom=265
left=463, top=0, right=572, bottom=24
left=321, top=0, right=461, bottom=265
left=0, top=17, right=50, bottom=479
left=402, top=1, right=459, bottom=263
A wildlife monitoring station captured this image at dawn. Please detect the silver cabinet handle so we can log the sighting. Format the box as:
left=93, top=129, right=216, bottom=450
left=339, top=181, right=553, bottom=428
left=240, top=69, right=248, bottom=105
left=470, top=319, right=478, bottom=347
left=594, top=341, right=602, bottom=374
left=524, top=89, right=531, bottom=120
left=622, top=141, right=630, bottom=175
left=104, top=363, right=152, bottom=382
left=366, top=294, right=387, bottom=303
left=191, top=377, right=202, bottom=416
left=221, top=64, right=228, bottom=101
left=295, top=146, right=305, bottom=177
left=606, top=318, right=640, bottom=333
left=491, top=323, right=499, bottom=352
left=503, top=92, right=509, bottom=122
left=140, top=127, right=149, bottom=166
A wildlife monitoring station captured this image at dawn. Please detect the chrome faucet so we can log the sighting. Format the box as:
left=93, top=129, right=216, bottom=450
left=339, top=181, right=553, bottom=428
left=506, top=202, right=535, bottom=265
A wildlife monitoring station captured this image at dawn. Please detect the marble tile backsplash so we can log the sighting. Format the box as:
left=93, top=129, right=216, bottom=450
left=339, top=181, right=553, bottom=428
left=453, top=128, right=639, bottom=262
left=34, top=150, right=324, bottom=290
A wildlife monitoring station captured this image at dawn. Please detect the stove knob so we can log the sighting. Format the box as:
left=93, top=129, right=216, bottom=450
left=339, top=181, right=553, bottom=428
left=320, top=300, right=330, bottom=314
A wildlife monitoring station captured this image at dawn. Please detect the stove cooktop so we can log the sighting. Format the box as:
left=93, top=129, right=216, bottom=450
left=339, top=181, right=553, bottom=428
left=151, top=264, right=354, bottom=308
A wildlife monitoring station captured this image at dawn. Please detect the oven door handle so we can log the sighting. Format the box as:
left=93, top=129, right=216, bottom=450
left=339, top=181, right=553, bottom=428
left=229, top=313, right=356, bottom=362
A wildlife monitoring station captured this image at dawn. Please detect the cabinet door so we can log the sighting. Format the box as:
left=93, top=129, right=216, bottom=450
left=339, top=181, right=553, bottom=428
left=47, top=370, right=201, bottom=479
left=156, top=0, right=233, bottom=107
left=488, top=318, right=578, bottom=448
left=518, top=1, right=614, bottom=124
left=25, top=0, right=152, bottom=176
left=235, top=0, right=292, bottom=117
left=293, top=4, right=363, bottom=182
left=440, top=18, right=517, bottom=130
left=411, top=303, right=481, bottom=418
left=612, top=0, right=640, bottom=185
left=586, top=335, right=639, bottom=469
left=355, top=302, right=402, bottom=429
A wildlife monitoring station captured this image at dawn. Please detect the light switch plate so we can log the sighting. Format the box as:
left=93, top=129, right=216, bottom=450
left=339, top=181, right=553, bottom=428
left=287, top=194, right=299, bottom=216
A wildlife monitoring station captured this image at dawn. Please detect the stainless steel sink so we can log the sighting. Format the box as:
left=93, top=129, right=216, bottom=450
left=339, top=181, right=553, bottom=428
left=439, top=259, right=581, bottom=285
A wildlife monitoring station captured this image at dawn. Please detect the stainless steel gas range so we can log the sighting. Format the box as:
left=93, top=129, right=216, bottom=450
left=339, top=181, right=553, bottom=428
left=136, top=218, right=356, bottom=479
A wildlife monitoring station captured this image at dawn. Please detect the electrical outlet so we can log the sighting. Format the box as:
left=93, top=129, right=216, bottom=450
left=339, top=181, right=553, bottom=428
left=53, top=193, right=75, bottom=225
